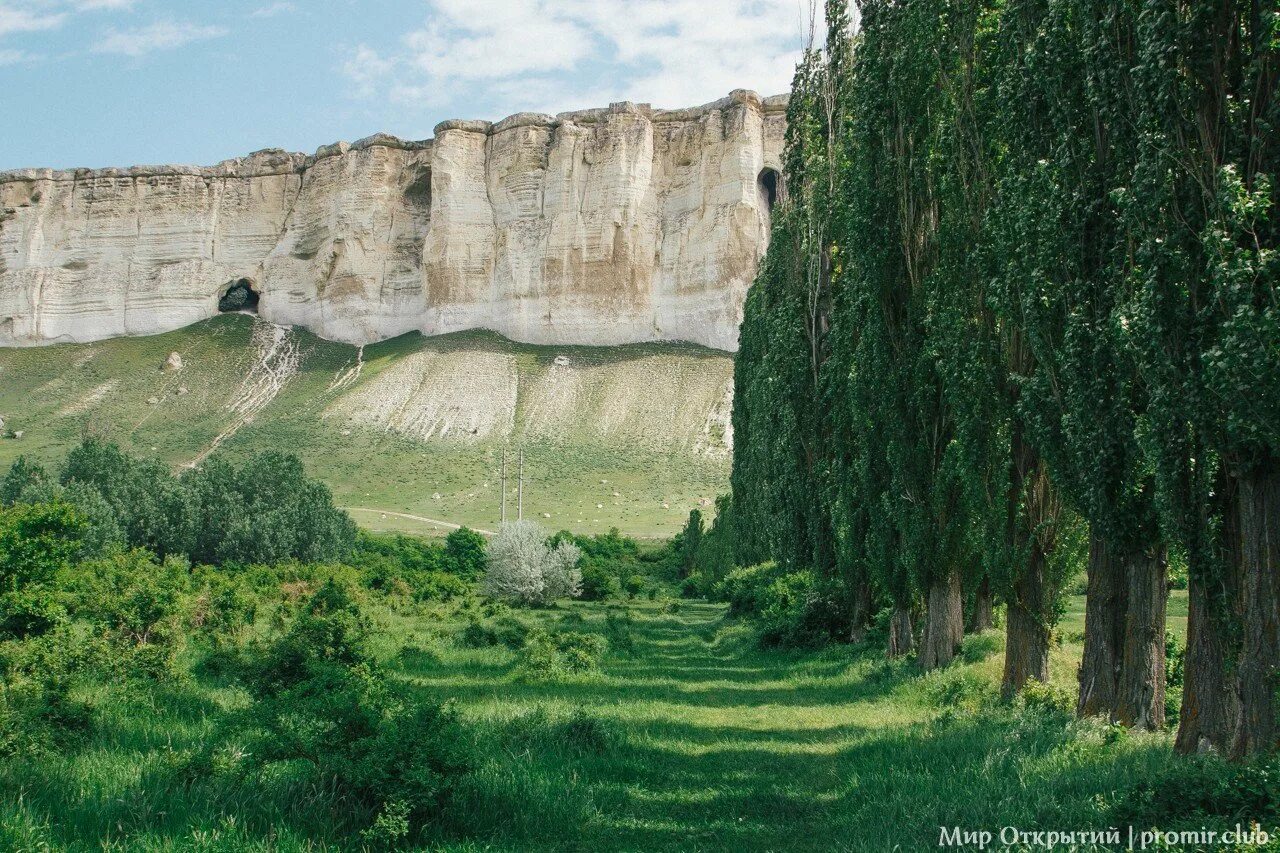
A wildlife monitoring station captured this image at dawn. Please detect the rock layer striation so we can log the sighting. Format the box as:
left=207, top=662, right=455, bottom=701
left=0, top=90, right=786, bottom=352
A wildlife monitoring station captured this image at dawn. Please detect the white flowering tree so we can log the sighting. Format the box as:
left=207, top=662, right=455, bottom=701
left=483, top=521, right=582, bottom=604
left=542, top=540, right=583, bottom=600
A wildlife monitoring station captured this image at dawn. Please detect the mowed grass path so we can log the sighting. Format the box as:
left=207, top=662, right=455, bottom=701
left=396, top=600, right=1180, bottom=852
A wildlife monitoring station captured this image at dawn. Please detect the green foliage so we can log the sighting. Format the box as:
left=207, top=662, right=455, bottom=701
left=218, top=580, right=472, bottom=841
left=69, top=549, right=194, bottom=679
left=443, top=527, right=487, bottom=579
left=517, top=630, right=608, bottom=679
left=579, top=562, right=617, bottom=601
left=0, top=457, right=47, bottom=507
left=1109, top=756, right=1280, bottom=828
left=0, top=501, right=84, bottom=638
left=679, top=509, right=703, bottom=576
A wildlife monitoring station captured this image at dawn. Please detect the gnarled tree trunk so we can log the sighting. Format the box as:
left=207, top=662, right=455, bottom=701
left=1002, top=544, right=1052, bottom=698
left=920, top=570, right=964, bottom=670
left=969, top=574, right=994, bottom=633
left=887, top=604, right=914, bottom=658
left=1232, top=459, right=1280, bottom=757
left=1117, top=547, right=1167, bottom=730
left=1078, top=533, right=1125, bottom=718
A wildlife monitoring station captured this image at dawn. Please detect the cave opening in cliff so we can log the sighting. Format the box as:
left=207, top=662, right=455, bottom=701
left=218, top=279, right=259, bottom=314
left=757, top=168, right=780, bottom=213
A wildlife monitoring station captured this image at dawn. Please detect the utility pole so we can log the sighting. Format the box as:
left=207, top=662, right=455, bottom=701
left=517, top=448, right=524, bottom=521
left=500, top=448, right=508, bottom=525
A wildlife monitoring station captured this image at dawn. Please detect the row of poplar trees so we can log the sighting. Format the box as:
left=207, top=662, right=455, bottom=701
left=732, top=0, right=1278, bottom=756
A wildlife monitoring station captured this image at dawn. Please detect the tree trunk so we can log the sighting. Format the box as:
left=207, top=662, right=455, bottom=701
left=1232, top=460, right=1280, bottom=757
left=1117, top=547, right=1167, bottom=730
left=920, top=570, right=964, bottom=670
left=1176, top=480, right=1242, bottom=754
left=969, top=574, right=993, bottom=633
left=1002, top=544, right=1052, bottom=698
left=1078, top=533, right=1125, bottom=718
left=887, top=604, right=914, bottom=658
left=849, top=577, right=874, bottom=644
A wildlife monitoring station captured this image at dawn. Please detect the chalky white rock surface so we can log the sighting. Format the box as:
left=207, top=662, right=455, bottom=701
left=0, top=91, right=786, bottom=352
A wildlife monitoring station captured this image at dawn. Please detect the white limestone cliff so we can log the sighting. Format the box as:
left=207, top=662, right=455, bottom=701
left=0, top=90, right=786, bottom=352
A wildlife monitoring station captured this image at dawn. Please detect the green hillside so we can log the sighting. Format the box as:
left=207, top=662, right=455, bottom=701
left=0, top=315, right=733, bottom=538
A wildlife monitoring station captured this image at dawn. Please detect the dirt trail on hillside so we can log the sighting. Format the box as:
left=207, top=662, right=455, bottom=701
left=184, top=319, right=299, bottom=468
left=344, top=507, right=495, bottom=536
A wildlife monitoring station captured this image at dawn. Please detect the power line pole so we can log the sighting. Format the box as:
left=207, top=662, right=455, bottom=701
left=500, top=447, right=508, bottom=525
left=517, top=448, right=524, bottom=521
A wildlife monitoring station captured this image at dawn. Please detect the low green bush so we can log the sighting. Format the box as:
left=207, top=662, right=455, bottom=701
left=579, top=563, right=617, bottom=601
left=1109, top=755, right=1280, bottom=827
left=207, top=580, right=473, bottom=844
left=518, top=630, right=608, bottom=679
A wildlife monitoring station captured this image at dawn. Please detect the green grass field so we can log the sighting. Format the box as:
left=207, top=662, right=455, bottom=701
left=0, top=315, right=732, bottom=539
left=1, top=594, right=1192, bottom=852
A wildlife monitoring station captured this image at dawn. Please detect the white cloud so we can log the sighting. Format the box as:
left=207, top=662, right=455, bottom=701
left=75, top=0, right=135, bottom=10
left=0, top=0, right=133, bottom=40
left=0, top=7, right=67, bottom=37
left=250, top=2, right=296, bottom=18
left=343, top=44, right=394, bottom=97
left=93, top=20, right=226, bottom=57
left=345, top=0, right=817, bottom=115
left=0, top=46, right=33, bottom=63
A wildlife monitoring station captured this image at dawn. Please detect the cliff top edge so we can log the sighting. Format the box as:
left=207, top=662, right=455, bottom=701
left=2, top=89, right=789, bottom=185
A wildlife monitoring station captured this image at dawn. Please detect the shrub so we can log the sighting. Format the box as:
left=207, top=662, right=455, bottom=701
left=623, top=575, right=645, bottom=599
left=0, top=501, right=85, bottom=638
left=518, top=631, right=608, bottom=679
left=443, top=527, right=487, bottom=579
left=579, top=562, right=617, bottom=601
left=491, top=616, right=533, bottom=650
left=715, top=562, right=786, bottom=615
left=483, top=521, right=581, bottom=605
left=459, top=619, right=497, bottom=649
left=219, top=580, right=472, bottom=841
left=68, top=550, right=194, bottom=679
left=1109, top=755, right=1280, bottom=827
left=0, top=676, right=93, bottom=758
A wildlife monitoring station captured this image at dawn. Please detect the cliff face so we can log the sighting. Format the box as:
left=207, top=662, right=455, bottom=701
left=0, top=90, right=786, bottom=352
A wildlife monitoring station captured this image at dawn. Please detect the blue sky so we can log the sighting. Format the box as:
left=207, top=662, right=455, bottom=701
left=0, top=0, right=816, bottom=170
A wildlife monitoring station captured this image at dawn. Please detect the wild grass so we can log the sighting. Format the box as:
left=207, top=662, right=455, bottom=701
left=0, top=595, right=1205, bottom=851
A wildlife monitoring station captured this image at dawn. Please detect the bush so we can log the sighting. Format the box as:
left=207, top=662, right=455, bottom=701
left=68, top=550, right=194, bottom=680
left=459, top=619, right=497, bottom=649
left=715, top=562, right=786, bottom=615
left=623, top=575, right=645, bottom=599
left=1109, top=755, right=1280, bottom=827
left=443, top=527, right=487, bottom=578
left=0, top=676, right=93, bottom=758
left=0, top=500, right=85, bottom=638
left=517, top=631, right=608, bottom=679
left=484, top=521, right=581, bottom=605
left=491, top=616, right=533, bottom=650
left=579, top=563, right=617, bottom=601
left=217, top=580, right=473, bottom=842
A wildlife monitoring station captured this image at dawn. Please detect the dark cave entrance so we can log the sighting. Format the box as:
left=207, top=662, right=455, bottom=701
left=218, top=279, right=260, bottom=314
left=757, top=168, right=780, bottom=214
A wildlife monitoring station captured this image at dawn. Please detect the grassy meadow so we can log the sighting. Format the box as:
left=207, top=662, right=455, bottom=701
left=1, top=591, right=1201, bottom=852
left=0, top=315, right=731, bottom=539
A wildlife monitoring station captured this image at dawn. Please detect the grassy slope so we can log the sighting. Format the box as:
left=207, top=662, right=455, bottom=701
left=1, top=595, right=1189, bottom=852
left=0, top=315, right=732, bottom=539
